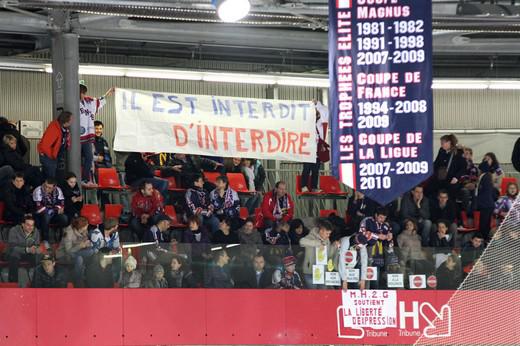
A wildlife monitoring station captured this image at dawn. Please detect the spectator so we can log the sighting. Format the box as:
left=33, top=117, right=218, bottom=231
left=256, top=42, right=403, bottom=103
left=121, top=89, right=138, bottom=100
left=38, top=111, right=72, bottom=180
left=238, top=254, right=273, bottom=288
left=171, top=154, right=223, bottom=189
left=33, top=178, right=68, bottom=246
left=347, top=191, right=377, bottom=232
left=436, top=254, right=462, bottom=290
left=165, top=255, right=195, bottom=288
left=273, top=255, right=303, bottom=289
left=264, top=221, right=291, bottom=246
left=85, top=247, right=114, bottom=288
left=90, top=218, right=121, bottom=281
left=288, top=218, right=309, bottom=261
left=261, top=181, right=294, bottom=229
left=476, top=159, right=499, bottom=240
left=7, top=215, right=41, bottom=283
left=144, top=264, right=168, bottom=288
left=494, top=182, right=518, bottom=225
left=238, top=218, right=262, bottom=259
left=397, top=219, right=429, bottom=274
left=56, top=216, right=94, bottom=287
left=431, top=189, right=458, bottom=241
left=130, top=180, right=165, bottom=240
left=60, top=172, right=83, bottom=220
left=205, top=249, right=234, bottom=288
left=0, top=116, right=27, bottom=157
left=339, top=230, right=369, bottom=290
left=227, top=157, right=243, bottom=174
left=252, top=159, right=266, bottom=192
left=461, top=147, right=478, bottom=212
left=183, top=216, right=211, bottom=285
left=2, top=134, right=42, bottom=188
left=185, top=174, right=219, bottom=234
left=400, top=186, right=432, bottom=246
left=300, top=219, right=338, bottom=289
left=432, top=134, right=466, bottom=197
left=143, top=214, right=172, bottom=266
left=300, top=102, right=328, bottom=193
left=241, top=158, right=262, bottom=215
left=430, top=220, right=454, bottom=249
left=79, top=83, right=114, bottom=185
left=32, top=254, right=67, bottom=288
left=209, top=175, right=240, bottom=223
left=124, top=152, right=168, bottom=197
left=3, top=173, right=34, bottom=224
left=93, top=120, right=113, bottom=169
left=212, top=218, right=239, bottom=245
left=121, top=256, right=142, bottom=288
left=461, top=233, right=485, bottom=269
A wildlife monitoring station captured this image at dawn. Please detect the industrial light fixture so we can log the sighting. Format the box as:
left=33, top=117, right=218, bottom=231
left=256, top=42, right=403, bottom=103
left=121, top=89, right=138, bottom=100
left=213, top=0, right=250, bottom=22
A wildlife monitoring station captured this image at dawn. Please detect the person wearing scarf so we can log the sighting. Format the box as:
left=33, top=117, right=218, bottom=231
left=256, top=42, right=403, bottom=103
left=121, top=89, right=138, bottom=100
left=494, top=182, right=519, bottom=225
left=209, top=175, right=240, bottom=222
left=260, top=181, right=294, bottom=229
left=185, top=173, right=220, bottom=234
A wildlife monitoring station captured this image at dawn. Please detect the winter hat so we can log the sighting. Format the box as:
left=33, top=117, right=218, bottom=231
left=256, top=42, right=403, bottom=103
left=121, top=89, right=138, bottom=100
left=153, top=264, right=164, bottom=274
left=125, top=256, right=137, bottom=271
left=283, top=255, right=296, bottom=267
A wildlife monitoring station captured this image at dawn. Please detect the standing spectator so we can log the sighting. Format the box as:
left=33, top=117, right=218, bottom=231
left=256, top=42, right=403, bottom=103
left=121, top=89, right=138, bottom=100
left=300, top=219, right=338, bottom=289
left=209, top=175, right=240, bottom=223
left=513, top=136, right=520, bottom=173
left=338, top=231, right=369, bottom=290
left=171, top=154, right=223, bottom=189
left=431, top=189, right=458, bottom=242
left=56, top=216, right=94, bottom=287
left=241, top=158, right=262, bottom=215
left=0, top=116, right=27, bottom=157
left=475, top=159, right=499, bottom=240
left=432, top=134, right=466, bottom=197
left=121, top=256, right=142, bottom=288
left=32, top=178, right=68, bottom=246
left=85, top=247, right=114, bottom=288
left=252, top=159, right=266, bottom=193
left=273, top=255, right=303, bottom=289
left=93, top=120, right=113, bottom=169
left=212, top=218, right=239, bottom=245
left=144, top=264, right=168, bottom=288
left=400, top=186, right=432, bottom=246
left=436, top=254, right=462, bottom=290
left=124, top=152, right=168, bottom=197
left=37, top=111, right=72, bottom=180
left=130, top=181, right=165, bottom=240
left=238, top=254, right=273, bottom=288
left=32, top=254, right=67, bottom=288
left=60, top=172, right=83, bottom=220
left=7, top=215, right=41, bottom=283
left=260, top=181, right=294, bottom=229
left=494, top=182, right=518, bottom=225
left=165, top=255, right=195, bottom=288
left=204, top=249, right=233, bottom=288
left=142, top=214, right=172, bottom=266
left=461, top=147, right=479, bottom=212
left=185, top=174, right=219, bottom=234
left=347, top=191, right=377, bottom=231
left=2, top=134, right=42, bottom=188
left=79, top=83, right=114, bottom=185
left=3, top=173, right=34, bottom=224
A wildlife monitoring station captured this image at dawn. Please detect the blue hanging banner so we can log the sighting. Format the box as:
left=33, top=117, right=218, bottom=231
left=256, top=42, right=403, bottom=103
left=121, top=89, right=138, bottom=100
left=329, top=0, right=433, bottom=206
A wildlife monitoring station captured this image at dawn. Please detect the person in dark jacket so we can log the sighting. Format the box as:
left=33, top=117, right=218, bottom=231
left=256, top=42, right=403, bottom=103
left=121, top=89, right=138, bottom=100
left=185, top=174, right=220, bottom=234
left=93, top=121, right=113, bottom=169
left=85, top=247, right=114, bottom=288
left=237, top=254, right=273, bottom=288
left=347, top=191, right=377, bottom=231
left=461, top=233, right=485, bottom=268
left=2, top=134, right=42, bottom=188
left=60, top=172, right=83, bottom=220
left=430, top=220, right=453, bottom=249
left=204, top=249, right=233, bottom=288
left=183, top=216, right=211, bottom=286
left=212, top=218, right=239, bottom=245
left=142, top=214, right=172, bottom=266
left=289, top=218, right=309, bottom=263
left=0, top=117, right=27, bottom=157
left=3, top=173, right=34, bottom=224
left=513, top=137, right=520, bottom=173
left=165, top=255, right=195, bottom=288
left=400, top=186, right=432, bottom=246
left=436, top=254, right=462, bottom=290
left=430, top=189, right=458, bottom=242
left=475, top=159, right=499, bottom=240
left=432, top=134, right=466, bottom=197
left=124, top=152, right=168, bottom=197
left=209, top=175, right=241, bottom=222
left=170, top=153, right=223, bottom=189
left=264, top=221, right=291, bottom=246
left=32, top=254, right=67, bottom=288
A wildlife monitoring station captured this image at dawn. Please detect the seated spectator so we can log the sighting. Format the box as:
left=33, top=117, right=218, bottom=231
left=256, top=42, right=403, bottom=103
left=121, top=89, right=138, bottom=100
left=93, top=121, right=113, bottom=169
left=289, top=219, right=309, bottom=261
left=430, top=220, right=454, bottom=249
left=300, top=219, right=338, bottom=289
left=339, top=230, right=369, bottom=290
left=272, top=255, right=303, bottom=289
left=400, top=186, right=432, bottom=246
left=90, top=218, right=122, bottom=282
left=130, top=181, right=165, bottom=240
left=171, top=153, right=223, bottom=189
left=32, top=254, right=67, bottom=288
left=60, top=172, right=83, bottom=220
left=85, top=247, right=114, bottom=288
left=205, top=249, right=233, bottom=288
left=183, top=216, right=211, bottom=281
left=209, top=175, right=240, bottom=223
left=436, top=254, right=462, bottom=290
left=56, top=216, right=94, bottom=287
left=7, top=215, right=41, bottom=283
left=2, top=134, right=42, bottom=188
left=237, top=254, right=273, bottom=288
left=124, top=152, right=168, bottom=197
left=33, top=178, right=68, bottom=246
left=476, top=159, right=499, bottom=240
left=397, top=218, right=429, bottom=273
left=212, top=218, right=239, bottom=245
left=143, top=214, right=172, bottom=266
left=144, top=264, right=168, bottom=288
left=431, top=189, right=458, bottom=241
left=347, top=191, right=377, bottom=231
left=261, top=181, right=294, bottom=229
left=165, top=255, right=195, bottom=288
left=461, top=233, right=485, bottom=269
left=185, top=174, right=219, bottom=234
left=431, top=134, right=466, bottom=198
left=3, top=172, right=34, bottom=224
left=121, top=256, right=142, bottom=288
left=494, top=182, right=518, bottom=225
left=264, top=221, right=291, bottom=246
left=0, top=116, right=27, bottom=157
left=238, top=218, right=262, bottom=259
left=38, top=110, right=72, bottom=180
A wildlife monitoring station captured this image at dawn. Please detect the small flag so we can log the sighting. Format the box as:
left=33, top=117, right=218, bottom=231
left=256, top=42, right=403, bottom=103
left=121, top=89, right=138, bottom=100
left=336, top=0, right=352, bottom=9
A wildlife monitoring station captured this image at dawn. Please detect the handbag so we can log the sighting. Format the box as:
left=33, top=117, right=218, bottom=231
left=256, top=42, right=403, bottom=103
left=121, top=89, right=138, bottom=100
left=437, top=152, right=454, bottom=181
left=317, top=139, right=330, bottom=163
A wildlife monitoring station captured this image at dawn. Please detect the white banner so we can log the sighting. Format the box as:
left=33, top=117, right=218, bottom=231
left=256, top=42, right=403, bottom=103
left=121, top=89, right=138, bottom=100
left=341, top=290, right=397, bottom=329
left=114, top=88, right=317, bottom=162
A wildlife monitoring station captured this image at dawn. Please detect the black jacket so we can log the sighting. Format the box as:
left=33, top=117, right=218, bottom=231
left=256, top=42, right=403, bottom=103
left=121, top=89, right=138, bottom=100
left=0, top=122, right=27, bottom=157
left=212, top=230, right=239, bottom=245
left=430, top=200, right=457, bottom=224
left=1, top=145, right=27, bottom=171
left=60, top=181, right=83, bottom=217
left=124, top=152, right=153, bottom=186
left=513, top=137, right=520, bottom=173
left=204, top=264, right=234, bottom=288
left=476, top=173, right=498, bottom=210
left=32, top=265, right=67, bottom=288
left=2, top=182, right=34, bottom=223
left=85, top=260, right=114, bottom=288
left=433, top=148, right=467, bottom=181
left=436, top=263, right=462, bottom=290
left=240, top=268, right=274, bottom=288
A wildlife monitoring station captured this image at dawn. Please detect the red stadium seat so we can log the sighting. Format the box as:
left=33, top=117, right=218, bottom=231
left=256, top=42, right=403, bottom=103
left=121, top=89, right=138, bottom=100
left=80, top=204, right=103, bottom=225
left=204, top=172, right=220, bottom=185
left=254, top=207, right=263, bottom=228
left=459, top=211, right=480, bottom=233
left=97, top=168, right=126, bottom=190
left=0, top=201, right=11, bottom=225
left=501, top=177, right=518, bottom=196
left=227, top=173, right=250, bottom=193
left=164, top=205, right=186, bottom=228
left=166, top=176, right=186, bottom=193
left=319, top=176, right=347, bottom=196
left=320, top=209, right=338, bottom=218
left=104, top=204, right=128, bottom=227
left=239, top=207, right=249, bottom=220
left=295, top=175, right=320, bottom=196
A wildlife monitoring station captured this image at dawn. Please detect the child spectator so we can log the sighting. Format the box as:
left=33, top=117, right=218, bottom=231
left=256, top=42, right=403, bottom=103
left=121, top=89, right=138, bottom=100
left=260, top=181, right=294, bottom=229
left=3, top=173, right=34, bottom=224
left=60, top=172, right=83, bottom=220
left=494, top=182, right=518, bottom=225
left=121, top=256, right=142, bottom=288
left=7, top=215, right=41, bottom=283
left=33, top=178, right=68, bottom=246
left=32, top=254, right=67, bottom=288
left=130, top=181, right=165, bottom=240
left=185, top=174, right=219, bottom=234
left=144, top=264, right=168, bottom=288
left=165, top=255, right=195, bottom=288
left=273, top=255, right=303, bottom=289
left=38, top=111, right=72, bottom=179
